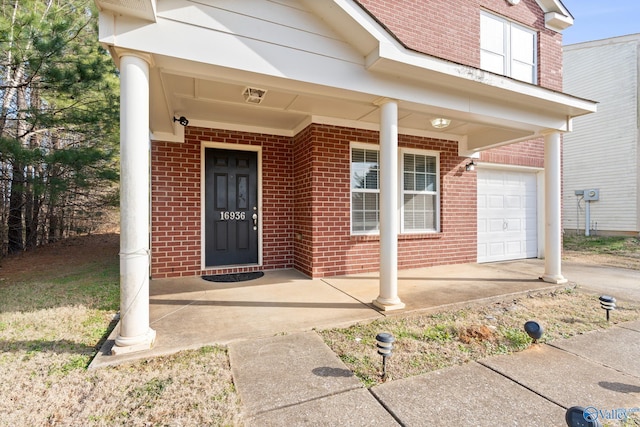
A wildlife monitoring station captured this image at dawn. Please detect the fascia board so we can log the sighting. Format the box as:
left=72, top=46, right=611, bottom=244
left=366, top=42, right=596, bottom=119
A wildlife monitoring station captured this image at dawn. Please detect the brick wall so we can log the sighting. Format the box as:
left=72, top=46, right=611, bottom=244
left=151, top=124, right=542, bottom=279
left=481, top=138, right=545, bottom=167
left=151, top=127, right=294, bottom=279
left=294, top=124, right=477, bottom=277
left=151, top=138, right=201, bottom=278
left=356, top=0, right=563, bottom=91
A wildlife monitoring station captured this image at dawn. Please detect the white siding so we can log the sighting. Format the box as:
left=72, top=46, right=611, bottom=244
left=563, top=36, right=640, bottom=234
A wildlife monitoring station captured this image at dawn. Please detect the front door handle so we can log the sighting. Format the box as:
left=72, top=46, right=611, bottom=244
left=252, top=213, right=258, bottom=230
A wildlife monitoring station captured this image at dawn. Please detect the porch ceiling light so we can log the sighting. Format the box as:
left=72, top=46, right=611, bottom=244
left=430, top=117, right=451, bottom=129
left=243, top=87, right=267, bottom=104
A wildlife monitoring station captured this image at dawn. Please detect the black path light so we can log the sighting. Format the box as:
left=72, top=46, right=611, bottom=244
left=375, top=332, right=395, bottom=380
left=598, top=295, right=616, bottom=321
left=565, top=406, right=603, bottom=427
left=524, top=321, right=544, bottom=343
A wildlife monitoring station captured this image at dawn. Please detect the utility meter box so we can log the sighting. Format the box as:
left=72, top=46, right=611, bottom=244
left=584, top=189, right=599, bottom=201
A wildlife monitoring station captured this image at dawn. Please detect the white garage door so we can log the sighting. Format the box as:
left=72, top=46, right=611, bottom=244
left=478, top=169, right=538, bottom=263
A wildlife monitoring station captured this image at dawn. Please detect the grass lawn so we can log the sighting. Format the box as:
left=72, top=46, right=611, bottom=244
left=1, top=233, right=639, bottom=426
left=0, top=234, right=241, bottom=426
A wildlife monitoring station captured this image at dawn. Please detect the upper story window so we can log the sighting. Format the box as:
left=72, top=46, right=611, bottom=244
left=480, top=11, right=537, bottom=84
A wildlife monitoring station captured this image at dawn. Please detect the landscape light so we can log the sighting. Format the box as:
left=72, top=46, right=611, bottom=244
left=524, top=321, right=544, bottom=343
left=565, top=406, right=603, bottom=427
left=375, top=332, right=395, bottom=380
left=598, top=295, right=616, bottom=321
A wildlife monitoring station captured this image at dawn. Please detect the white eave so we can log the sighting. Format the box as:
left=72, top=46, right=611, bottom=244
left=95, top=0, right=157, bottom=22
left=536, top=0, right=574, bottom=31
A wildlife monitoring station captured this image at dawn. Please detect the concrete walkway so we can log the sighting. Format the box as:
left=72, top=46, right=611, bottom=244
left=231, top=323, right=640, bottom=426
left=91, top=259, right=640, bottom=424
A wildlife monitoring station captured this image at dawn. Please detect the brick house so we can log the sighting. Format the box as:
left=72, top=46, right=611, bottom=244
left=96, top=0, right=596, bottom=353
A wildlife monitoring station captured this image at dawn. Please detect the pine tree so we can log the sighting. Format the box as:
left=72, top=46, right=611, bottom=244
left=0, top=0, right=119, bottom=255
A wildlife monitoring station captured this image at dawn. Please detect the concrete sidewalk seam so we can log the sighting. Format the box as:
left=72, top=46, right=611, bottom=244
left=367, top=387, right=406, bottom=426
left=242, top=385, right=365, bottom=419
left=618, top=323, right=640, bottom=333
left=476, top=352, right=568, bottom=410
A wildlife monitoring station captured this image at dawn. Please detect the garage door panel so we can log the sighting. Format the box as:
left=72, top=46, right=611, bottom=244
left=488, top=195, right=504, bottom=208
left=478, top=170, right=537, bottom=263
left=477, top=194, right=487, bottom=209
left=506, top=218, right=522, bottom=232
left=504, top=195, right=521, bottom=208
left=478, top=243, right=487, bottom=258
left=506, top=240, right=523, bottom=255
left=489, top=242, right=505, bottom=257
left=489, top=219, right=505, bottom=232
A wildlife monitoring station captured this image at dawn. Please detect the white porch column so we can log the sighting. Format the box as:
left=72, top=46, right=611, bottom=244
left=112, top=52, right=156, bottom=355
left=373, top=99, right=405, bottom=311
left=542, top=131, right=567, bottom=284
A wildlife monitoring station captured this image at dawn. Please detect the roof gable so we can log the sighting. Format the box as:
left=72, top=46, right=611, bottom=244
left=536, top=0, right=574, bottom=31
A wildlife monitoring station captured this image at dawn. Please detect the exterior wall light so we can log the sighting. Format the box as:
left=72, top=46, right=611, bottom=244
left=524, top=320, right=544, bottom=343
left=375, top=332, right=395, bottom=380
left=465, top=159, right=477, bottom=171
left=173, top=116, right=189, bottom=126
left=599, top=295, right=616, bottom=321
left=430, top=117, right=451, bottom=129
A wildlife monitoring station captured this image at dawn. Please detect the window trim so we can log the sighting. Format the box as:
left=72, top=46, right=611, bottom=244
left=349, top=143, right=441, bottom=236
left=480, top=10, right=538, bottom=84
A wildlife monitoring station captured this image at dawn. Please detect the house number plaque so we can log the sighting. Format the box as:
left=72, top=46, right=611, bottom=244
left=219, top=211, right=246, bottom=221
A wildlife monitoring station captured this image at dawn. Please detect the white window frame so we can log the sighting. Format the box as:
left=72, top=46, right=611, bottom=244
left=480, top=11, right=537, bottom=84
left=350, top=143, right=441, bottom=236
left=400, top=148, right=440, bottom=234
left=350, top=142, right=381, bottom=235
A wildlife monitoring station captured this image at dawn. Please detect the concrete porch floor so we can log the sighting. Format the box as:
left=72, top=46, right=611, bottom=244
left=91, top=258, right=567, bottom=368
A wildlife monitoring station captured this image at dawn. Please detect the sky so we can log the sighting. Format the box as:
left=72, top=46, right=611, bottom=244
left=561, top=0, right=640, bottom=45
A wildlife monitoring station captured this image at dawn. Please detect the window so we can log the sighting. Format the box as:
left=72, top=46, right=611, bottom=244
left=402, top=150, right=439, bottom=233
left=351, top=146, right=380, bottom=233
left=480, top=11, right=537, bottom=84
left=350, top=144, right=440, bottom=234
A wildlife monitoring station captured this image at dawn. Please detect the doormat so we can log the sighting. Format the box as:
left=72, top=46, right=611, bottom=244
left=202, top=271, right=264, bottom=283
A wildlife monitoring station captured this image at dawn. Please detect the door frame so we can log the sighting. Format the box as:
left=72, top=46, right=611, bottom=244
left=201, top=142, right=263, bottom=269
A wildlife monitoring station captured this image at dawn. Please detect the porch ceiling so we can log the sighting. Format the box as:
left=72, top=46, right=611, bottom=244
left=152, top=63, right=486, bottom=141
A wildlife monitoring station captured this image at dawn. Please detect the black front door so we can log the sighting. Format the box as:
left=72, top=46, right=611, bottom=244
left=205, top=148, right=258, bottom=266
